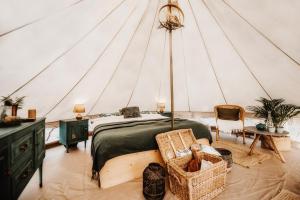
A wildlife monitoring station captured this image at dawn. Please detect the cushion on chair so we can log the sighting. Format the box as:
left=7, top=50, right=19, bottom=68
left=217, top=108, right=240, bottom=121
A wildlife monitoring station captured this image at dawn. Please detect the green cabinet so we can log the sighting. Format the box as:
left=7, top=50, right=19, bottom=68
left=0, top=141, right=10, bottom=200
left=59, top=119, right=88, bottom=153
left=0, top=118, right=45, bottom=200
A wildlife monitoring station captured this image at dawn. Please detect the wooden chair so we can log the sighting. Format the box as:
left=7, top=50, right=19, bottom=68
left=214, top=105, right=246, bottom=144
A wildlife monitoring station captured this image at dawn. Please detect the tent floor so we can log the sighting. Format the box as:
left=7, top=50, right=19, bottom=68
left=20, top=134, right=300, bottom=200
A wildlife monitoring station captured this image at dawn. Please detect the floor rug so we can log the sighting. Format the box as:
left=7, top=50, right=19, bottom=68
left=272, top=189, right=300, bottom=200
left=212, top=140, right=271, bottom=168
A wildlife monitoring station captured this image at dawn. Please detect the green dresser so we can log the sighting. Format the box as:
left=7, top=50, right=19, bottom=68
left=0, top=118, right=45, bottom=200
left=59, top=119, right=88, bottom=153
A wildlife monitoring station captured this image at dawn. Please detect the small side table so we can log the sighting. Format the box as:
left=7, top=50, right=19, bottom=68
left=244, top=126, right=289, bottom=163
left=59, top=118, right=89, bottom=153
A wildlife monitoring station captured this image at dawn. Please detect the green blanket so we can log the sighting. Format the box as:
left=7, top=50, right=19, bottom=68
left=91, top=118, right=212, bottom=171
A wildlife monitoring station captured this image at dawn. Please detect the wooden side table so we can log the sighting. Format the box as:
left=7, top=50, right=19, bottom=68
left=244, top=126, right=289, bottom=163
left=59, top=119, right=88, bottom=153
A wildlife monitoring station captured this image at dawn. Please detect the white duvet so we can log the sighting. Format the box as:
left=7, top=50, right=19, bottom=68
left=89, top=114, right=168, bottom=131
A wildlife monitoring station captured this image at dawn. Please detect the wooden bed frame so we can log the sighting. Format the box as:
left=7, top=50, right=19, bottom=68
left=97, top=138, right=210, bottom=188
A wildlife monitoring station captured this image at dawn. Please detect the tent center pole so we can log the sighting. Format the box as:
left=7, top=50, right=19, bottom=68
left=169, top=30, right=175, bottom=130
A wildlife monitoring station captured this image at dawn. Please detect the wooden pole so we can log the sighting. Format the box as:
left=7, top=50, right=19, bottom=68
left=169, top=30, right=175, bottom=129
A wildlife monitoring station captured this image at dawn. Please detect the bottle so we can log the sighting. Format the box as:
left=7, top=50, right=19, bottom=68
left=187, top=149, right=201, bottom=172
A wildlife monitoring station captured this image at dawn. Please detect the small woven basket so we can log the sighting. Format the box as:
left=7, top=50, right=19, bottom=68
left=156, top=129, right=227, bottom=200
left=215, top=148, right=233, bottom=172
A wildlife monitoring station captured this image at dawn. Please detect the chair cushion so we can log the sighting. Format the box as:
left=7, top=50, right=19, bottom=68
left=217, top=108, right=240, bottom=121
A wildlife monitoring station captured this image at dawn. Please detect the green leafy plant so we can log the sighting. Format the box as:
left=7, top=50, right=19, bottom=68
left=248, top=97, right=300, bottom=128
left=1, top=96, right=25, bottom=108
left=1, top=96, right=13, bottom=106
left=14, top=96, right=25, bottom=109
left=275, top=104, right=300, bottom=127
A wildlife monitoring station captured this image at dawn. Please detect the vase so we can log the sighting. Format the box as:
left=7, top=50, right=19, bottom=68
left=11, top=105, right=18, bottom=116
left=5, top=106, right=11, bottom=116
left=143, top=163, right=166, bottom=200
left=28, top=109, right=36, bottom=119
left=277, top=127, right=284, bottom=133
left=0, top=105, right=6, bottom=120
left=268, top=127, right=275, bottom=133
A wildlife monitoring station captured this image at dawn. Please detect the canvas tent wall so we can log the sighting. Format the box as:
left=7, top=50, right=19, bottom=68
left=0, top=0, right=300, bottom=122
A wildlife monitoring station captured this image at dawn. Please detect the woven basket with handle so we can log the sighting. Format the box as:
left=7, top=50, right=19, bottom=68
left=156, top=129, right=226, bottom=200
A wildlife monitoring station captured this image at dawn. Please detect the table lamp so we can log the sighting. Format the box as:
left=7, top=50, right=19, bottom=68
left=157, top=102, right=166, bottom=113
left=73, top=104, right=85, bottom=120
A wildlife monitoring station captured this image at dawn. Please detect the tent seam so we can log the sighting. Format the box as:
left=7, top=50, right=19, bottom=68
left=0, top=0, right=85, bottom=37
left=223, top=0, right=300, bottom=66
left=202, top=0, right=272, bottom=100
left=88, top=0, right=151, bottom=115
left=43, top=0, right=134, bottom=117
left=188, top=0, right=228, bottom=104
left=180, top=29, right=191, bottom=112
left=7, top=0, right=127, bottom=98
left=126, top=0, right=162, bottom=107
left=158, top=31, right=167, bottom=103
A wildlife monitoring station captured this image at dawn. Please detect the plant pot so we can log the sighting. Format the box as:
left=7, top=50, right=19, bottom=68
left=261, top=136, right=274, bottom=150
left=277, top=127, right=284, bottom=133
left=11, top=105, right=18, bottom=116
left=0, top=105, right=6, bottom=120
left=5, top=106, right=11, bottom=116
left=268, top=127, right=276, bottom=133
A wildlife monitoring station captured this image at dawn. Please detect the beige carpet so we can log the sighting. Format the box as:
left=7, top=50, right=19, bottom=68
left=19, top=135, right=300, bottom=200
left=212, top=140, right=272, bottom=168
left=271, top=189, right=300, bottom=200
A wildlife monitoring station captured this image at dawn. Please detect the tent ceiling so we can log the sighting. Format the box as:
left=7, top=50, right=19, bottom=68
left=0, top=0, right=299, bottom=121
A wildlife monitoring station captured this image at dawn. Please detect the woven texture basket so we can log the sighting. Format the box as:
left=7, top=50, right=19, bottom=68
left=156, top=129, right=227, bottom=200
left=273, top=136, right=291, bottom=151
left=261, top=136, right=291, bottom=151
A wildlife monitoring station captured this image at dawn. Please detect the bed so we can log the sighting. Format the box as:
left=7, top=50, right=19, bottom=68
left=90, top=114, right=212, bottom=188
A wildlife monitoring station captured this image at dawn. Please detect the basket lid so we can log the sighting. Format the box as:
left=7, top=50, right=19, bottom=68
left=155, top=129, right=198, bottom=163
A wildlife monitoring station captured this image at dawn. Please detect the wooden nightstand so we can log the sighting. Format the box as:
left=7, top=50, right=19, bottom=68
left=59, top=119, right=88, bottom=153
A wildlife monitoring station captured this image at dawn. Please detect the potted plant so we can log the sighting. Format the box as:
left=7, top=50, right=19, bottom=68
left=248, top=97, right=300, bottom=132
left=1, top=96, right=13, bottom=106
left=1, top=96, right=25, bottom=116
left=275, top=104, right=300, bottom=133
left=247, top=97, right=283, bottom=127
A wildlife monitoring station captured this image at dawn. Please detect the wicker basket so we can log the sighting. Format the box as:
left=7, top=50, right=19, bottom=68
left=156, top=129, right=227, bottom=200
left=261, top=136, right=291, bottom=151
left=273, top=136, right=291, bottom=151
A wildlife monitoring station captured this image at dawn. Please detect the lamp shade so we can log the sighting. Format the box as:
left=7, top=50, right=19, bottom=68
left=73, top=104, right=85, bottom=113
left=157, top=102, right=166, bottom=113
left=28, top=109, right=36, bottom=119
